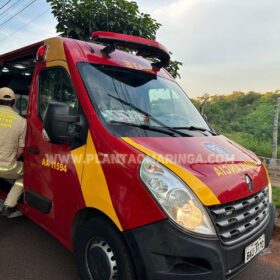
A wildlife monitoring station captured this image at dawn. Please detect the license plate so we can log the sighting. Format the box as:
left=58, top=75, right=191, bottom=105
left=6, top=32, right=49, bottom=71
left=245, top=235, right=265, bottom=263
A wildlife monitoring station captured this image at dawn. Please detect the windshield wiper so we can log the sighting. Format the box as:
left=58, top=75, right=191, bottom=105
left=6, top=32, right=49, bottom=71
left=172, top=126, right=218, bottom=136
left=110, top=121, right=178, bottom=136
left=107, top=94, right=192, bottom=137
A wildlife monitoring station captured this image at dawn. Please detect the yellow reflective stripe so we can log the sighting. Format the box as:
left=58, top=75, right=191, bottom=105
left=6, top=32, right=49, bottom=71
left=0, top=109, right=17, bottom=114
left=0, top=112, right=17, bottom=119
left=262, top=163, right=271, bottom=184
left=71, top=144, right=87, bottom=185
left=14, top=180, right=23, bottom=187
left=0, top=163, right=18, bottom=172
left=45, top=60, right=69, bottom=72
left=122, top=137, right=221, bottom=206
left=262, top=163, right=272, bottom=203
left=44, top=37, right=67, bottom=66
left=80, top=133, right=123, bottom=231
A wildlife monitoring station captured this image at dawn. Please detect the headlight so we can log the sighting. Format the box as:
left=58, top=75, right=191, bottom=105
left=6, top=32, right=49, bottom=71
left=140, top=157, right=216, bottom=236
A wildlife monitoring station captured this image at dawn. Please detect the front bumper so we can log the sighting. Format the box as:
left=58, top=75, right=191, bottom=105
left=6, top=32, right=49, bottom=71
left=124, top=204, right=275, bottom=280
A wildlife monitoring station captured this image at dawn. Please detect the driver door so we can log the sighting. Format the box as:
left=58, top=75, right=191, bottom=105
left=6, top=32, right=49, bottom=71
left=24, top=64, right=87, bottom=242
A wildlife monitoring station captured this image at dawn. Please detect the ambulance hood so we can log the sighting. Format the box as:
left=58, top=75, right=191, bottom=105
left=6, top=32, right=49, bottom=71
left=129, top=135, right=269, bottom=205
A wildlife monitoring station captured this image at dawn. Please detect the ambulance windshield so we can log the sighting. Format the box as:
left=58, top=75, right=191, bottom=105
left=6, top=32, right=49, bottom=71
left=78, top=63, right=213, bottom=137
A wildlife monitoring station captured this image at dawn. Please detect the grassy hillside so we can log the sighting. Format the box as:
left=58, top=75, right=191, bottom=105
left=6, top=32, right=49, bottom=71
left=193, top=91, right=280, bottom=158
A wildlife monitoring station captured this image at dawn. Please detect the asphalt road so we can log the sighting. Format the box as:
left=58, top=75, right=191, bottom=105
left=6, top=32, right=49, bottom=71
left=0, top=216, right=279, bottom=280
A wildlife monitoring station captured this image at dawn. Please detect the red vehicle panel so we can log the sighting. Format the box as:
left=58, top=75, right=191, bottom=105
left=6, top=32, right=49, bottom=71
left=0, top=32, right=275, bottom=280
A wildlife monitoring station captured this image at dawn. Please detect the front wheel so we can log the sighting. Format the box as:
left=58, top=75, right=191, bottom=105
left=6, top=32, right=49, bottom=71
left=74, top=217, right=136, bottom=280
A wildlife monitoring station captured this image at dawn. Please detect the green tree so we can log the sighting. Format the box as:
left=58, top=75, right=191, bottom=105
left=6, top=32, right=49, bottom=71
left=47, top=0, right=182, bottom=78
left=194, top=91, right=280, bottom=157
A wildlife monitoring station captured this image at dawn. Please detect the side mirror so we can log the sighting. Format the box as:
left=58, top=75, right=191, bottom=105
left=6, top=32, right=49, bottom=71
left=44, top=101, right=81, bottom=144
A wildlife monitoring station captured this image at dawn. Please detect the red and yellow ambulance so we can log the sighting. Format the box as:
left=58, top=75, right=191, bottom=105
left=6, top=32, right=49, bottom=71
left=0, top=32, right=275, bottom=280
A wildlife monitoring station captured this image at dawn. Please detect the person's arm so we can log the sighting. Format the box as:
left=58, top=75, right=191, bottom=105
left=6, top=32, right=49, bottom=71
left=17, top=147, right=24, bottom=159
left=18, top=120, right=27, bottom=160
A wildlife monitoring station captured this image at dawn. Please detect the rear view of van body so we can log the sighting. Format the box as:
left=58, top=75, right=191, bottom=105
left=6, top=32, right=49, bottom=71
left=0, top=32, right=275, bottom=280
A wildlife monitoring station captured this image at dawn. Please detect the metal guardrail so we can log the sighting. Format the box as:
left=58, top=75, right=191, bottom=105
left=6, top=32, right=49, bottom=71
left=259, top=157, right=280, bottom=170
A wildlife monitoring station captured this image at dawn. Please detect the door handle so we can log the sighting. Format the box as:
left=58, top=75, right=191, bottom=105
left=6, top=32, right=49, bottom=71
left=27, top=147, right=40, bottom=155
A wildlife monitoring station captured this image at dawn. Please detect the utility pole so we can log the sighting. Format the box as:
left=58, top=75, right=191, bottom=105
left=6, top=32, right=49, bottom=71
left=272, top=96, right=280, bottom=167
left=200, top=93, right=209, bottom=115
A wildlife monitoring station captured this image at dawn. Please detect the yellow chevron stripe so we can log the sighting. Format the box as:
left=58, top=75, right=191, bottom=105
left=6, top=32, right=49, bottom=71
left=44, top=37, right=66, bottom=64
left=262, top=163, right=272, bottom=201
left=72, top=133, right=122, bottom=231
left=70, top=145, right=86, bottom=185
left=262, top=163, right=271, bottom=183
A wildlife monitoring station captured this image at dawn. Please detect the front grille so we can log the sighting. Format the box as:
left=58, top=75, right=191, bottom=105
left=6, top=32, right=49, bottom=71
left=209, top=187, right=269, bottom=245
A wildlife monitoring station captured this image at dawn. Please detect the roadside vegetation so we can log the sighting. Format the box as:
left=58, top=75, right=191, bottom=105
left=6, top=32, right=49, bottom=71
left=194, top=91, right=280, bottom=158
left=273, top=187, right=280, bottom=208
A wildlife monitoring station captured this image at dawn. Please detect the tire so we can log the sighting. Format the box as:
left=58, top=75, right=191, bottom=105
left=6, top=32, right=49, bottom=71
left=74, top=217, right=137, bottom=280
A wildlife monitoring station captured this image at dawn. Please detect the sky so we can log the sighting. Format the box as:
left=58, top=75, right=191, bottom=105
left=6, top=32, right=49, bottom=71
left=0, top=0, right=279, bottom=97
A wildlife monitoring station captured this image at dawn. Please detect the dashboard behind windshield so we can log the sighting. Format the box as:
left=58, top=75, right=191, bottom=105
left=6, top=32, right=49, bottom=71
left=78, top=63, right=210, bottom=137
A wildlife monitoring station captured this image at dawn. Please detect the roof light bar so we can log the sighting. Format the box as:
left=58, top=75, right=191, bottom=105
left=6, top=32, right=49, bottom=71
left=92, top=31, right=171, bottom=69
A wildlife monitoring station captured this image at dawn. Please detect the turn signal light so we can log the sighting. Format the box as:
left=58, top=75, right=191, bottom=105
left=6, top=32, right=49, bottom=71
left=177, top=201, right=203, bottom=229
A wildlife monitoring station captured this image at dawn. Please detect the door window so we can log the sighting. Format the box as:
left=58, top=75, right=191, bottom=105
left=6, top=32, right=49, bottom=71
left=39, top=68, right=78, bottom=120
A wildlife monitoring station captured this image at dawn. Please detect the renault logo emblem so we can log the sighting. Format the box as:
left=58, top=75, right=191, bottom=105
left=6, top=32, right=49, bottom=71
left=245, top=175, right=253, bottom=192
